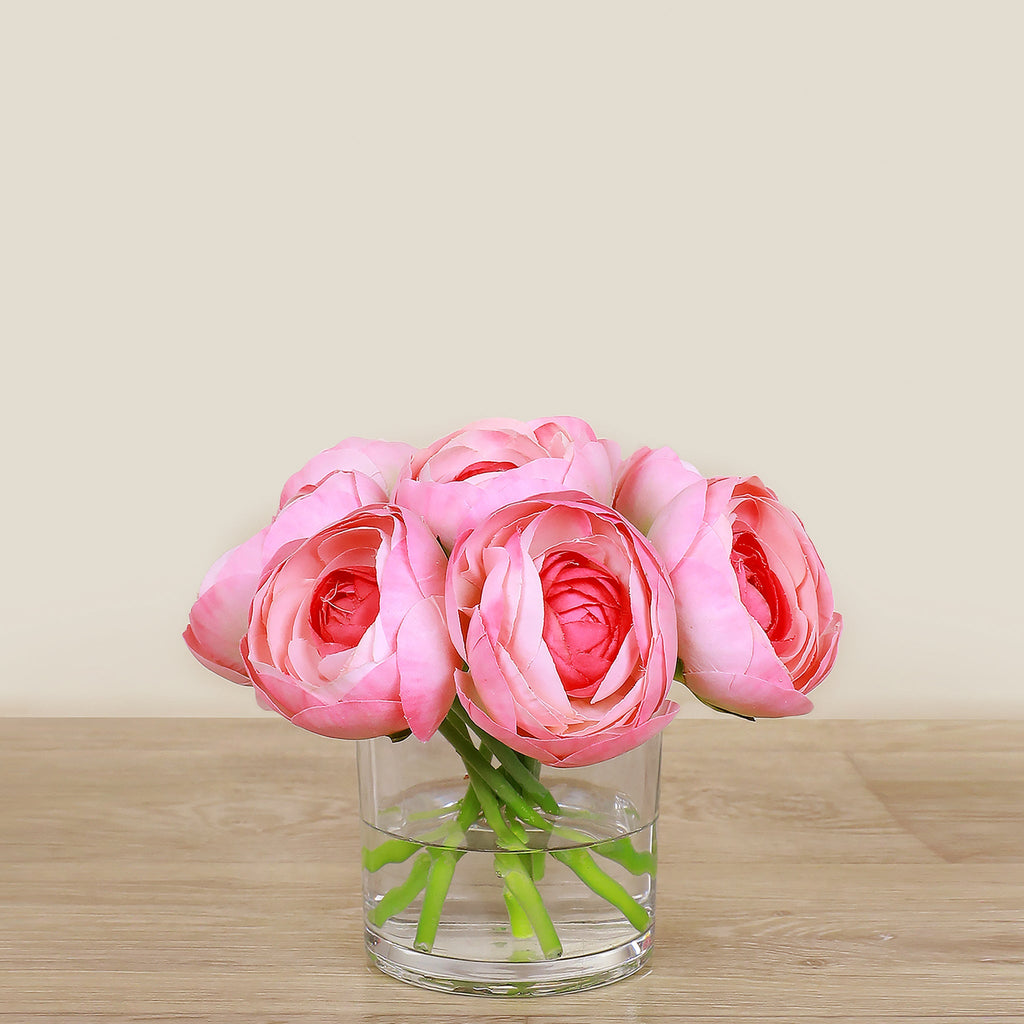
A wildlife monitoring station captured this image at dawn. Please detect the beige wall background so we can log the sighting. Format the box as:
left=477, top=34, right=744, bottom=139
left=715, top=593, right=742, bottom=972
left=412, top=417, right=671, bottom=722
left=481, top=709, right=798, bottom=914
left=2, top=2, right=1021, bottom=720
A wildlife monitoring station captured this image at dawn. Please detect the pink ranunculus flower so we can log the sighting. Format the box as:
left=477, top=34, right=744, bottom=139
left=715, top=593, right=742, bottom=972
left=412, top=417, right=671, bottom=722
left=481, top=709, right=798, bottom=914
left=445, top=493, right=679, bottom=768
left=646, top=474, right=843, bottom=718
left=183, top=439, right=412, bottom=685
left=394, top=417, right=622, bottom=550
left=242, top=504, right=459, bottom=741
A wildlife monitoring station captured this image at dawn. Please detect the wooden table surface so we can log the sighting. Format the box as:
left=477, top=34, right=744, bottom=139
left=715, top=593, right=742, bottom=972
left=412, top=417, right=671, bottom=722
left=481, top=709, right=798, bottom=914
left=2, top=718, right=1022, bottom=1022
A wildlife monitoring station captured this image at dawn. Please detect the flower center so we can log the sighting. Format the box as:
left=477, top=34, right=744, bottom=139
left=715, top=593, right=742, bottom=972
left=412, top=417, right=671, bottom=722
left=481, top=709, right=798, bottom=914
left=539, top=550, right=629, bottom=697
left=310, top=566, right=380, bottom=647
left=730, top=528, right=791, bottom=644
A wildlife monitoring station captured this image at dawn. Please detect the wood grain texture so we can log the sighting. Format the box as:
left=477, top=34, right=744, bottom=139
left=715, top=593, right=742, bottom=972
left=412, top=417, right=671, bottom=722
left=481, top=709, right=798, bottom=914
left=1, top=718, right=1022, bottom=1021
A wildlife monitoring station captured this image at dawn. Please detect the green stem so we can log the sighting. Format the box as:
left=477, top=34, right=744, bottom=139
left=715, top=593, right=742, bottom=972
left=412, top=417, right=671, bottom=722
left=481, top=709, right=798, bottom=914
left=362, top=768, right=485, bottom=873
left=503, top=886, right=533, bottom=939
left=441, top=704, right=474, bottom=744
left=414, top=850, right=460, bottom=951
left=452, top=783, right=484, bottom=837
left=409, top=783, right=483, bottom=948
left=552, top=848, right=651, bottom=932
left=438, top=718, right=551, bottom=832
left=544, top=821, right=656, bottom=876
left=529, top=849, right=546, bottom=881
left=362, top=837, right=420, bottom=873
left=370, top=851, right=432, bottom=927
left=592, top=836, right=656, bottom=876
left=494, top=853, right=562, bottom=958
left=371, top=782, right=483, bottom=942
left=449, top=703, right=561, bottom=815
left=466, top=763, right=528, bottom=848
left=446, top=715, right=651, bottom=880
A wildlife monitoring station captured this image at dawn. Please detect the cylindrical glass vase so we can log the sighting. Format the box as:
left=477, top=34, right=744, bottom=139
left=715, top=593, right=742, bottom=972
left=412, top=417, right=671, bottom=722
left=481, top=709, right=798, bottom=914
left=357, top=725, right=661, bottom=996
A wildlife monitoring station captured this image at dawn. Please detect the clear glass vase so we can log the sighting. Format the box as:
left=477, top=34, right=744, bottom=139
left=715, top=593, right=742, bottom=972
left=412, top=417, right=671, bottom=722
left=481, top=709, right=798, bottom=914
left=357, top=719, right=661, bottom=996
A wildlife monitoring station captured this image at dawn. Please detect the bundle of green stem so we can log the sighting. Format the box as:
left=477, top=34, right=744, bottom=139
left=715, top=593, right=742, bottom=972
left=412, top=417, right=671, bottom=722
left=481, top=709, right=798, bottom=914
left=361, top=703, right=655, bottom=959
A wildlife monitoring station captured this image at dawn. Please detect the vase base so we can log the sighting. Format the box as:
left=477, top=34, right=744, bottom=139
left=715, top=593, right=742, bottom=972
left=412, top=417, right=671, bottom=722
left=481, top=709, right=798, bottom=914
left=365, top=926, right=654, bottom=996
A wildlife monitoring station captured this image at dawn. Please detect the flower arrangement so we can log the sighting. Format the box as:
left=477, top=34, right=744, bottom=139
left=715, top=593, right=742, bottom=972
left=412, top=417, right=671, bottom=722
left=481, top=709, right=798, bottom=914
left=184, top=416, right=841, bottom=981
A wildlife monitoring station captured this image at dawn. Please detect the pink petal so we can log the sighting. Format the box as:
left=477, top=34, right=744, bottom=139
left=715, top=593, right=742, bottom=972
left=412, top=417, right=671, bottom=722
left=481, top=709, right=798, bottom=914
left=396, top=597, right=458, bottom=740
left=279, top=438, right=414, bottom=507
left=684, top=669, right=814, bottom=717
left=263, top=472, right=385, bottom=573
left=184, top=571, right=261, bottom=683
left=528, top=415, right=599, bottom=453
left=290, top=699, right=410, bottom=739
left=393, top=478, right=478, bottom=550
left=183, top=624, right=251, bottom=685
left=245, top=658, right=326, bottom=719
left=646, top=478, right=713, bottom=571
left=562, top=440, right=620, bottom=504
left=615, top=447, right=704, bottom=535
left=796, top=612, right=843, bottom=694
left=554, top=702, right=678, bottom=768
